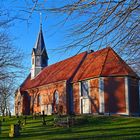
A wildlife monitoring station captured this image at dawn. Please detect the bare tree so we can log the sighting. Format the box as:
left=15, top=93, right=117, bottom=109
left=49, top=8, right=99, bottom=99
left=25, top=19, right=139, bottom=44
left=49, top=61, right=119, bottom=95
left=0, top=6, right=28, bottom=115
left=0, top=78, right=15, bottom=116
left=21, top=0, right=140, bottom=74
left=0, top=34, right=25, bottom=81
left=0, top=5, right=25, bottom=80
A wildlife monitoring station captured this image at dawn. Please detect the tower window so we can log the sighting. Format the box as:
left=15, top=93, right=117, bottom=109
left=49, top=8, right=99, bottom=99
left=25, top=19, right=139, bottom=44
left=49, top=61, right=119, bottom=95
left=32, top=58, right=34, bottom=65
left=42, top=58, right=46, bottom=65
left=36, top=56, right=40, bottom=66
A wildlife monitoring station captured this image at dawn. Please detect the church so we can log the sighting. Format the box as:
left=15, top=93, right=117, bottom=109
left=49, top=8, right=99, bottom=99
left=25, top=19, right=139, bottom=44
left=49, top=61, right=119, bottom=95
left=15, top=25, right=140, bottom=116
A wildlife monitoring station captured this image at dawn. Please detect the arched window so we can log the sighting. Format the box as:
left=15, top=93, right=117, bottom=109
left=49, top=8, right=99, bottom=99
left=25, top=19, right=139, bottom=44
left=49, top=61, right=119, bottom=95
left=54, top=91, right=59, bottom=105
left=53, top=90, right=59, bottom=113
left=37, top=94, right=41, bottom=106
left=81, top=80, right=89, bottom=97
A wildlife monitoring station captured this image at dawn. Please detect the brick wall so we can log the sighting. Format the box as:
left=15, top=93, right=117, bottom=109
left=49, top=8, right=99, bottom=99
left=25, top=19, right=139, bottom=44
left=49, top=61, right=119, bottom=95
left=104, top=77, right=126, bottom=114
left=90, top=78, right=99, bottom=113
left=73, top=82, right=80, bottom=114
left=129, top=78, right=139, bottom=114
left=73, top=78, right=100, bottom=114
left=28, top=81, right=67, bottom=115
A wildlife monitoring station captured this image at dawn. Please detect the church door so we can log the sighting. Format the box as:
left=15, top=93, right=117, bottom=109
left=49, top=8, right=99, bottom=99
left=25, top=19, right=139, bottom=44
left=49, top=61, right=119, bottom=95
left=81, top=98, right=90, bottom=114
left=80, top=81, right=90, bottom=114
left=47, top=104, right=52, bottom=115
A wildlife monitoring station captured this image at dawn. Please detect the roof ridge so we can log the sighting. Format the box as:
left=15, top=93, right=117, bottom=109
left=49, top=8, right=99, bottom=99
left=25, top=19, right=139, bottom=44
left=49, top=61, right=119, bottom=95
left=44, top=51, right=86, bottom=68
left=100, top=47, right=110, bottom=76
left=110, top=48, right=137, bottom=76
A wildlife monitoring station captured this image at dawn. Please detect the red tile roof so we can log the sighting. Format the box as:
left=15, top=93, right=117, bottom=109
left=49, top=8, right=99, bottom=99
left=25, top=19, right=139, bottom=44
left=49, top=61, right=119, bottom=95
left=20, top=52, right=87, bottom=91
left=101, top=48, right=137, bottom=77
left=21, top=47, right=138, bottom=91
left=72, top=47, right=138, bottom=82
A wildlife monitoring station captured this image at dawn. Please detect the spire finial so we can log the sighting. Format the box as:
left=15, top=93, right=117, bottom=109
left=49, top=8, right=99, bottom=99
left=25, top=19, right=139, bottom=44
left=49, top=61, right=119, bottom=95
left=40, top=12, right=42, bottom=30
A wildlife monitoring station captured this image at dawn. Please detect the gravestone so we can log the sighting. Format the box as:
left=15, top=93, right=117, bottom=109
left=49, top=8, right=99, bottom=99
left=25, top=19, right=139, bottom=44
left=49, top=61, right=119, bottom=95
left=34, top=112, right=36, bottom=120
left=16, top=114, right=19, bottom=118
left=17, top=120, right=22, bottom=130
left=33, top=112, right=36, bottom=120
left=9, top=111, right=11, bottom=118
left=9, top=124, right=20, bottom=137
left=2, top=117, right=5, bottom=122
left=42, top=111, right=46, bottom=125
left=24, top=116, right=27, bottom=125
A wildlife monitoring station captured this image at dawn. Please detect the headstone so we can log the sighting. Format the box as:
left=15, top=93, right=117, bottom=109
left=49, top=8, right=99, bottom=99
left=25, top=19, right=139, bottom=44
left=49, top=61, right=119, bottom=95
left=42, top=111, right=46, bottom=125
left=9, top=124, right=20, bottom=137
left=17, top=120, right=22, bottom=130
left=33, top=112, right=36, bottom=119
left=16, top=114, right=19, bottom=118
left=2, top=117, right=5, bottom=122
left=42, top=110, right=44, bottom=116
left=24, top=116, right=27, bottom=125
left=9, top=111, right=11, bottom=118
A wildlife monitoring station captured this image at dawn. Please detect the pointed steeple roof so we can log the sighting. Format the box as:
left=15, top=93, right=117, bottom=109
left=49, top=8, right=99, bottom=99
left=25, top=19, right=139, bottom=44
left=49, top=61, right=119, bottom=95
left=34, top=26, right=47, bottom=56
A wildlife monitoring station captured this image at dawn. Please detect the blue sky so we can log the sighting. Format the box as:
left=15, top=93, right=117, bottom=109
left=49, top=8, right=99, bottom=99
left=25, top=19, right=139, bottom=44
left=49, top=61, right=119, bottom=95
left=1, top=0, right=87, bottom=75
left=1, top=0, right=84, bottom=113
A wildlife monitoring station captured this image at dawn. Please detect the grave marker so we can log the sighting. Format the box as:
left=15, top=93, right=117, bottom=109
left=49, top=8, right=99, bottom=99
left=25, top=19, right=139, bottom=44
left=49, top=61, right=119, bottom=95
left=9, top=111, right=11, bottom=118
left=17, top=119, right=22, bottom=130
left=42, top=111, right=46, bottom=125
left=9, top=124, right=20, bottom=137
left=24, top=116, right=27, bottom=125
left=16, top=114, right=19, bottom=118
left=2, top=117, right=5, bottom=122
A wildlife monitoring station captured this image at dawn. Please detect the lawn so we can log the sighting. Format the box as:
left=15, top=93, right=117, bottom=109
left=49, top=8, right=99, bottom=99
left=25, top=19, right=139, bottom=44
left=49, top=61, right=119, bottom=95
left=0, top=115, right=140, bottom=140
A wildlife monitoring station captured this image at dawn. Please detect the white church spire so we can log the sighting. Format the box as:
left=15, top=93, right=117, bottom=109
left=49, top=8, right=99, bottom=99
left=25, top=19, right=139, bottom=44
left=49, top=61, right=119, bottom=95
left=31, top=16, right=48, bottom=79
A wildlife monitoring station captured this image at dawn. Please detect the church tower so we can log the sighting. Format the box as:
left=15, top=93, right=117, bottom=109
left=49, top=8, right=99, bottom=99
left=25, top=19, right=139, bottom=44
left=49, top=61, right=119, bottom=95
left=31, top=24, right=48, bottom=79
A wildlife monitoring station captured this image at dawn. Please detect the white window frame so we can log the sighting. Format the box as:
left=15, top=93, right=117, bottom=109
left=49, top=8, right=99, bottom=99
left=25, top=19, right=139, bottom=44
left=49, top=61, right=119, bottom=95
left=79, top=80, right=91, bottom=114
left=125, top=77, right=130, bottom=115
left=99, top=77, right=105, bottom=113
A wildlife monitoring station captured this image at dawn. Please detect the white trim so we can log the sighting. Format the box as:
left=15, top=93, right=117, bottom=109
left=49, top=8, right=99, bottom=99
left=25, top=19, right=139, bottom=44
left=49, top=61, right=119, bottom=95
left=125, top=77, right=130, bottom=115
left=34, top=66, right=43, bottom=68
left=79, top=81, right=91, bottom=114
left=99, top=77, right=105, bottom=113
left=104, top=112, right=130, bottom=115
left=79, top=82, right=82, bottom=114
left=88, top=80, right=91, bottom=113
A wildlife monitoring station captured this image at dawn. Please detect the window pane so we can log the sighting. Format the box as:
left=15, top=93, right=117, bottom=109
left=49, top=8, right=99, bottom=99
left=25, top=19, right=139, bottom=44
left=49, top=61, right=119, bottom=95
left=55, top=91, right=59, bottom=104
left=81, top=81, right=89, bottom=97
left=37, top=94, right=41, bottom=106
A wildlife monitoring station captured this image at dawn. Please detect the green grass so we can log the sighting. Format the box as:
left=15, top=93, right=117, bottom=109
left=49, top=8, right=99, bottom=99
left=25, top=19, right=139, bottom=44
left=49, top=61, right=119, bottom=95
left=0, top=115, right=140, bottom=140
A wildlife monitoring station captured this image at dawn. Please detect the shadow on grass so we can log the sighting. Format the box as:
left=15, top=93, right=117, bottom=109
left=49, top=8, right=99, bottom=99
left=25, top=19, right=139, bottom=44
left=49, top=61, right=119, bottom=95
left=3, top=124, right=139, bottom=140
left=1, top=116, right=140, bottom=140
left=53, top=132, right=140, bottom=140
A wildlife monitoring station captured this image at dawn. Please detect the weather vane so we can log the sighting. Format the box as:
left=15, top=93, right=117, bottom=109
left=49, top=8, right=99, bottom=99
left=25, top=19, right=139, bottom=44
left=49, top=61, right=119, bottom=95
left=40, top=12, right=42, bottom=29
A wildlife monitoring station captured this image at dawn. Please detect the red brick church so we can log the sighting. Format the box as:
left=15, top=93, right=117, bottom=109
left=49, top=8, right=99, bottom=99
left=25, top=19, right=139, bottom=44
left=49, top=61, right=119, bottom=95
left=15, top=25, right=140, bottom=116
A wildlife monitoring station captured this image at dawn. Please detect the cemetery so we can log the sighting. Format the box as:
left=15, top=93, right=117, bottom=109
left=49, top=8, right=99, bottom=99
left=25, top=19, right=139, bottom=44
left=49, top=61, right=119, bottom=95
left=0, top=1, right=139, bottom=140
left=0, top=115, right=140, bottom=140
